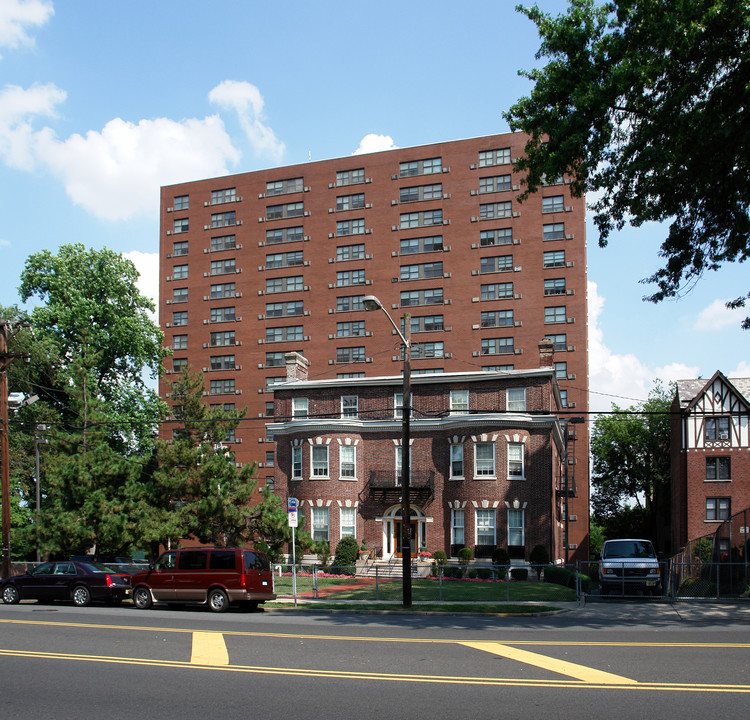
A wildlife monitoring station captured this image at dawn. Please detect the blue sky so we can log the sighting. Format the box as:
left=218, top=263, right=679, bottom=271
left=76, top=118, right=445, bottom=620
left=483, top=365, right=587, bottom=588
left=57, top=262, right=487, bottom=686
left=0, top=0, right=747, bottom=412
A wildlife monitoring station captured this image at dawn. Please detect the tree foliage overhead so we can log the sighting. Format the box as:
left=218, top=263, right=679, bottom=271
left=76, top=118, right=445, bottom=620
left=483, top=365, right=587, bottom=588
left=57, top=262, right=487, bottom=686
left=505, top=0, right=750, bottom=325
left=590, top=382, right=672, bottom=544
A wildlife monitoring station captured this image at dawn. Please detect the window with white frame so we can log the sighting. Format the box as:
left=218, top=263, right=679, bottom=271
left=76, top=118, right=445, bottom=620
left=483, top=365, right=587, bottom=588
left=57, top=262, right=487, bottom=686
left=450, top=390, right=469, bottom=415
left=507, top=388, right=526, bottom=412
left=507, top=508, right=525, bottom=546
left=474, top=441, right=495, bottom=477
left=341, top=395, right=358, bottom=418
left=340, top=507, right=357, bottom=538
left=451, top=508, right=465, bottom=545
left=508, top=442, right=525, bottom=478
left=476, top=508, right=496, bottom=545
left=340, top=445, right=356, bottom=479
left=450, top=443, right=464, bottom=478
left=291, top=446, right=302, bottom=479
left=395, top=445, right=410, bottom=482
left=292, top=398, right=308, bottom=418
left=312, top=506, right=329, bottom=541
left=311, top=445, right=329, bottom=477
left=394, top=392, right=404, bottom=419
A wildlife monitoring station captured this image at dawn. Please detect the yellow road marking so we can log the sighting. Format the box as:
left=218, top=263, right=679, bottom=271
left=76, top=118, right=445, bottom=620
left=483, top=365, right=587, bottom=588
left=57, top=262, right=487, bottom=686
left=1, top=619, right=750, bottom=650
left=0, top=648, right=749, bottom=693
left=191, top=632, right=228, bottom=666
left=460, top=641, right=637, bottom=685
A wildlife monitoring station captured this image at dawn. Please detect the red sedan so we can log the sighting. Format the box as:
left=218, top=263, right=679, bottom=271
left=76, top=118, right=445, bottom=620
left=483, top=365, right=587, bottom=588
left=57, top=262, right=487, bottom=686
left=1, top=561, right=130, bottom=607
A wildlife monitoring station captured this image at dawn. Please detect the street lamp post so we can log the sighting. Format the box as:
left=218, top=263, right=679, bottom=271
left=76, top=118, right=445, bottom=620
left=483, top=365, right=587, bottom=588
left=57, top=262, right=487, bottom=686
left=363, top=295, right=412, bottom=608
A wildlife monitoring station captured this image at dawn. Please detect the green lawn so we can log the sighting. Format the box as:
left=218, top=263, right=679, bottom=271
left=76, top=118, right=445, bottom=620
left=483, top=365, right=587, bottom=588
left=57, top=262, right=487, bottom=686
left=271, top=574, right=576, bottom=604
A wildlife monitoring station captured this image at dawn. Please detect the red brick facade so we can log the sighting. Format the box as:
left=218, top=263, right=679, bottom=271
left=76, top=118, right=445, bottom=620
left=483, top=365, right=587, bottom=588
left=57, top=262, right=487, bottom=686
left=671, top=372, right=750, bottom=550
left=158, top=132, right=590, bottom=558
left=270, top=352, right=570, bottom=563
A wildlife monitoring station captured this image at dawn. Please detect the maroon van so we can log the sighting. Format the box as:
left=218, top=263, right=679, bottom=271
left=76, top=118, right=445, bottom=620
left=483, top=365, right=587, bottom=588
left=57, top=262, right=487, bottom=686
left=131, top=547, right=276, bottom=612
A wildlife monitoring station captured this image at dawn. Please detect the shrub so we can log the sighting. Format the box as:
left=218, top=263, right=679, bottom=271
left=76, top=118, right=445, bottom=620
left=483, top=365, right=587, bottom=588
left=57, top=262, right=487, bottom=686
left=492, top=546, right=510, bottom=566
left=529, top=544, right=549, bottom=580
left=468, top=568, right=478, bottom=579
left=332, top=536, right=359, bottom=575
left=316, top=541, right=330, bottom=567
left=678, top=577, right=717, bottom=598
left=477, top=567, right=492, bottom=580
left=433, top=550, right=448, bottom=566
left=443, top=565, right=464, bottom=579
left=543, top=565, right=590, bottom=592
left=511, top=567, right=528, bottom=581
left=458, top=547, right=474, bottom=566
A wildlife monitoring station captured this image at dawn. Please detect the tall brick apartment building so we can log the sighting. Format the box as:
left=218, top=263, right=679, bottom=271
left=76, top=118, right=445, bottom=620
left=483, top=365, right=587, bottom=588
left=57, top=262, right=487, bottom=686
left=159, top=132, right=590, bottom=559
left=671, top=372, right=750, bottom=552
left=270, top=349, right=570, bottom=563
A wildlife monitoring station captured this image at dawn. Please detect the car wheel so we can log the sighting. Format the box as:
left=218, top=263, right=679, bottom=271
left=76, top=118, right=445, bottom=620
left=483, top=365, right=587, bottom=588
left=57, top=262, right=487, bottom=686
left=72, top=585, right=91, bottom=607
left=208, top=588, right=229, bottom=613
left=132, top=586, right=153, bottom=609
left=2, top=584, right=20, bottom=604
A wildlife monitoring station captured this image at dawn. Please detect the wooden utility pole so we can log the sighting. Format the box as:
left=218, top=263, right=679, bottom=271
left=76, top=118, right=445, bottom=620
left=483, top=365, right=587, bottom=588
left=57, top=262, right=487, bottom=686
left=1, top=320, right=12, bottom=578
left=0, top=320, right=29, bottom=579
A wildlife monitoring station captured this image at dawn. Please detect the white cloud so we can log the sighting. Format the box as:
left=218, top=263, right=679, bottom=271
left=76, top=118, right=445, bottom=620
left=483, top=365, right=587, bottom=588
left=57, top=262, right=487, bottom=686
left=208, top=80, right=285, bottom=162
left=35, top=114, right=240, bottom=221
left=0, top=79, right=289, bottom=221
left=0, top=82, right=65, bottom=170
left=694, top=298, right=744, bottom=331
left=124, top=250, right=159, bottom=322
left=587, top=281, right=698, bottom=411
left=352, top=133, right=398, bottom=155
left=729, top=361, right=750, bottom=378
left=0, top=0, right=53, bottom=57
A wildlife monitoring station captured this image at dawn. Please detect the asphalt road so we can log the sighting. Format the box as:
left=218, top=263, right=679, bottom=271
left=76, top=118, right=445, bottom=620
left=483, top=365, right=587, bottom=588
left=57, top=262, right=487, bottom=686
left=0, top=600, right=749, bottom=720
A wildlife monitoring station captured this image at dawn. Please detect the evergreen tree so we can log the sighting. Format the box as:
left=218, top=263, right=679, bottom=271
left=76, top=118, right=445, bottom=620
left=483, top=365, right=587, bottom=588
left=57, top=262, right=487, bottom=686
left=151, top=368, right=258, bottom=547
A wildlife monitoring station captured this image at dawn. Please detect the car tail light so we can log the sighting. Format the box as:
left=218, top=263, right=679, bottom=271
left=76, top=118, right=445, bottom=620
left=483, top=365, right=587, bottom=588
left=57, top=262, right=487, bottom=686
left=106, top=574, right=113, bottom=587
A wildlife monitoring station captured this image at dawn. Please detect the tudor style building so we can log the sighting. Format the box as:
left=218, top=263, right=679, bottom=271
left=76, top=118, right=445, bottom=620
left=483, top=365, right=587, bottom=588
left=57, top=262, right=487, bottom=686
left=671, top=371, right=750, bottom=551
left=270, top=345, right=574, bottom=563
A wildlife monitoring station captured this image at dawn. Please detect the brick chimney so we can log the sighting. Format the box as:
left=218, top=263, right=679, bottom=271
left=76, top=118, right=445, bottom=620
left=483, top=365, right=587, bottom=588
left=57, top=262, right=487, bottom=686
left=538, top=337, right=554, bottom=368
left=285, top=352, right=310, bottom=382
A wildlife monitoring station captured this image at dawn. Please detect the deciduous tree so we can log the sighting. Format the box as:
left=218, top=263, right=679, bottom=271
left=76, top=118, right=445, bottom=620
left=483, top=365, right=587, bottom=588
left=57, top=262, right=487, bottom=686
left=505, top=0, right=750, bottom=325
left=590, top=382, right=672, bottom=548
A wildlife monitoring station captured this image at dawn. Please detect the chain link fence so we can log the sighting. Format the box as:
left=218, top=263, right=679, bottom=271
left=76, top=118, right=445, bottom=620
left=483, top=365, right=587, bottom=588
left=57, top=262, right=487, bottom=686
left=270, top=562, right=580, bottom=604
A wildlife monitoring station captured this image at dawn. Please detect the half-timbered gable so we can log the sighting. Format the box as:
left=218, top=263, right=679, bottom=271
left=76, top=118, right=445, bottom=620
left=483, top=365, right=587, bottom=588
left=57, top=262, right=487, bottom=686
left=671, top=371, right=750, bottom=551
left=678, top=372, right=750, bottom=450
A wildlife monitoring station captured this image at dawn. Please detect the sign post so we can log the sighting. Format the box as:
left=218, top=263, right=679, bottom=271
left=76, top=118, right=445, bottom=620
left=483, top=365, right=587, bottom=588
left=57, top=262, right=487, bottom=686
left=288, top=497, right=298, bottom=606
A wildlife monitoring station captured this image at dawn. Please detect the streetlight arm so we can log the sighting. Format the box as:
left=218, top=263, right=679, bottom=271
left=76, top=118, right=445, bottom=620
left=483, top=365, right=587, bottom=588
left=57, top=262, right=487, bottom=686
left=362, top=295, right=409, bottom=347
